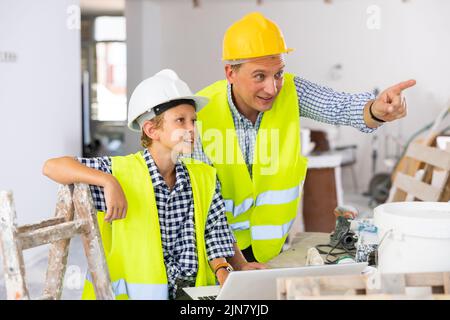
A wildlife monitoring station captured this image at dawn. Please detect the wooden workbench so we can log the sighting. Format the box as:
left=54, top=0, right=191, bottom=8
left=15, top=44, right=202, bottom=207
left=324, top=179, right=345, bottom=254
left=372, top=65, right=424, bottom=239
left=267, top=232, right=330, bottom=268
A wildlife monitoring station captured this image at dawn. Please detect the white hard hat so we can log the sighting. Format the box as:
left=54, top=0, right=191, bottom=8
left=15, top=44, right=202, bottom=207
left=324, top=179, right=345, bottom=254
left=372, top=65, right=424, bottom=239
left=127, top=69, right=209, bottom=132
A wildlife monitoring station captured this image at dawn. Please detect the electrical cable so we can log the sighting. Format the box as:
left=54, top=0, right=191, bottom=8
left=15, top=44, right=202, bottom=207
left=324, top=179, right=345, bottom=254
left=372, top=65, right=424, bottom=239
left=315, top=226, right=356, bottom=264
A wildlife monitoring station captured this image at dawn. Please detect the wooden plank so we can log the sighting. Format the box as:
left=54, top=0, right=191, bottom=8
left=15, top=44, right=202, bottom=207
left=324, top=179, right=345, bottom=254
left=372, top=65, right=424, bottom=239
left=381, top=274, right=406, bottom=294
left=276, top=278, right=287, bottom=300
left=281, top=275, right=363, bottom=299
left=288, top=294, right=399, bottom=300
left=44, top=184, right=75, bottom=300
left=290, top=277, right=322, bottom=298
left=366, top=271, right=382, bottom=295
left=73, top=183, right=114, bottom=300
left=282, top=275, right=366, bottom=293
left=313, top=275, right=366, bottom=291
left=438, top=173, right=450, bottom=202
left=18, top=220, right=87, bottom=250
left=443, top=273, right=450, bottom=294
left=287, top=294, right=448, bottom=300
left=387, top=186, right=407, bottom=202
left=278, top=272, right=450, bottom=300
left=406, top=143, right=450, bottom=170
left=17, top=217, right=66, bottom=234
left=421, top=164, right=434, bottom=185
left=0, top=191, right=30, bottom=300
left=394, top=172, right=441, bottom=201
left=405, top=272, right=446, bottom=287
left=302, top=272, right=449, bottom=289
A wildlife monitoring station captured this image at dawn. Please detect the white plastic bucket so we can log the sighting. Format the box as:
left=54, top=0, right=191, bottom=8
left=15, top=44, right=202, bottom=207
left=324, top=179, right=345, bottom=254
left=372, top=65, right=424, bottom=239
left=374, top=202, right=450, bottom=274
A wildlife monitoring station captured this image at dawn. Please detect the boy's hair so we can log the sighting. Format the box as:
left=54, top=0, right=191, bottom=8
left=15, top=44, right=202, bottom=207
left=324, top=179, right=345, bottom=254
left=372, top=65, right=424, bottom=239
left=140, top=113, right=165, bottom=148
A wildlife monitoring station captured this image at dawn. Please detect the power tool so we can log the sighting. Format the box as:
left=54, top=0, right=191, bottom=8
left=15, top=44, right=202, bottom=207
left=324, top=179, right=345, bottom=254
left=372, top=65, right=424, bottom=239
left=329, top=206, right=359, bottom=250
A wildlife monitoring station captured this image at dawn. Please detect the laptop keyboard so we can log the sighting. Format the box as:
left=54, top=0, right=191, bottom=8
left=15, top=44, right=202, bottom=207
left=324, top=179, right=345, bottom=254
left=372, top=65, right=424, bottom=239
left=198, top=295, right=217, bottom=300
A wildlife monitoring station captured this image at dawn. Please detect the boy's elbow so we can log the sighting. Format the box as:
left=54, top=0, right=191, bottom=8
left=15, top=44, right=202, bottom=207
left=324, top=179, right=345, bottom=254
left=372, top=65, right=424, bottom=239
left=42, top=159, right=53, bottom=177
left=42, top=157, right=66, bottom=177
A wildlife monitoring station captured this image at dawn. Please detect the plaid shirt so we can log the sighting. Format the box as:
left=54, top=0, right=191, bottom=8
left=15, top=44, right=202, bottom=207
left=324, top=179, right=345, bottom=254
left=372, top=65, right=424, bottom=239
left=193, top=76, right=376, bottom=175
left=77, top=149, right=235, bottom=299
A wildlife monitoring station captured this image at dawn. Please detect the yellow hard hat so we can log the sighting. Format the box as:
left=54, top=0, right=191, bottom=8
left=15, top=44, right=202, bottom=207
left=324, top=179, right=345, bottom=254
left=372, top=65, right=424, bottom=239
left=222, top=12, right=293, bottom=61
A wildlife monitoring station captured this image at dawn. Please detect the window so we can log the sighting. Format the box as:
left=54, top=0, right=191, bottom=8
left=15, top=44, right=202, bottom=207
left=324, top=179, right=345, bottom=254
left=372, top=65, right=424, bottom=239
left=91, top=16, right=127, bottom=122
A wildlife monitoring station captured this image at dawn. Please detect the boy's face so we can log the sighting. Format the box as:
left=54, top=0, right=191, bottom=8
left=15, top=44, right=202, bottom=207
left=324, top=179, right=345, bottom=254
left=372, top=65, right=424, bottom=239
left=155, top=103, right=197, bottom=155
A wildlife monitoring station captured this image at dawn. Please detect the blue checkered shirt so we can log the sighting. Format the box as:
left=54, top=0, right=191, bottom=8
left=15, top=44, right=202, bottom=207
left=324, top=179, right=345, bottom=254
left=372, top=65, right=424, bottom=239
left=193, top=76, right=376, bottom=175
left=77, top=149, right=235, bottom=299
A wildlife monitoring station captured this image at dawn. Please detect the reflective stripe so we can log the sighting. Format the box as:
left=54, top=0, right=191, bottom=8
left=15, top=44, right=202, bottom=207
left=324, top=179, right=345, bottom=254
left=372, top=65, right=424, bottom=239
left=229, top=220, right=250, bottom=231
left=225, top=186, right=299, bottom=217
left=251, top=219, right=295, bottom=240
left=224, top=197, right=254, bottom=217
left=86, top=273, right=168, bottom=300
left=255, top=185, right=300, bottom=206
left=224, top=199, right=234, bottom=212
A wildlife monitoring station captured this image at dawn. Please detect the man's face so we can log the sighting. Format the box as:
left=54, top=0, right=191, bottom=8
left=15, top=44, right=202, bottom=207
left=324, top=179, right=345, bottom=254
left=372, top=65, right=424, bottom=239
left=226, top=55, right=285, bottom=113
left=155, top=104, right=197, bottom=155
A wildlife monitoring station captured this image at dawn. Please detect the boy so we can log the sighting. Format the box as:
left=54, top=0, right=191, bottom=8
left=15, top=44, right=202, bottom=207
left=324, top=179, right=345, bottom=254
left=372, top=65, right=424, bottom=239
left=43, top=69, right=236, bottom=300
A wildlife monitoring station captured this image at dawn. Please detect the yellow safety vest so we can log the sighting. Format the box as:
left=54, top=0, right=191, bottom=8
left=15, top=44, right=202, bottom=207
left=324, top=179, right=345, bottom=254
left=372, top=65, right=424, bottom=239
left=82, top=152, right=217, bottom=300
left=197, top=73, right=308, bottom=262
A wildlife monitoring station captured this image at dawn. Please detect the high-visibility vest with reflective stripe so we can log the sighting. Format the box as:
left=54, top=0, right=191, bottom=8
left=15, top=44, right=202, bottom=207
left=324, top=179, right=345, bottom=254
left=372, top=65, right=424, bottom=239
left=197, top=73, right=308, bottom=262
left=81, top=152, right=217, bottom=300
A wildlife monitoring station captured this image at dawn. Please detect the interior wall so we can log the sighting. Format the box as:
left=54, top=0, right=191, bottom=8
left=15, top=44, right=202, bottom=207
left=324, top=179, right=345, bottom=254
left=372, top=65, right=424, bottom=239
left=125, top=0, right=450, bottom=193
left=0, top=0, right=81, bottom=225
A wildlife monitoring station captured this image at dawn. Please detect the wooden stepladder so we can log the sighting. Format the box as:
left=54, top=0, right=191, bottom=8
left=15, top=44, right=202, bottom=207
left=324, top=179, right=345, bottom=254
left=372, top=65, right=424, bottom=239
left=0, top=184, right=114, bottom=300
left=387, top=143, right=450, bottom=202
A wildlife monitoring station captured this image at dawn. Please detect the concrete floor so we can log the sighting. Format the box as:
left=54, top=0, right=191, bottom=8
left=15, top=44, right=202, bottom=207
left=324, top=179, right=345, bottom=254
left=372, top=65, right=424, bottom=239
left=343, top=192, right=373, bottom=219
left=0, top=192, right=373, bottom=300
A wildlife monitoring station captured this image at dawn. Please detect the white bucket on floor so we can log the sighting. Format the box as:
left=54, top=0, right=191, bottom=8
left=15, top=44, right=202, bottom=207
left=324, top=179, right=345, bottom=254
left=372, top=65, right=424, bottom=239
left=374, top=202, right=450, bottom=274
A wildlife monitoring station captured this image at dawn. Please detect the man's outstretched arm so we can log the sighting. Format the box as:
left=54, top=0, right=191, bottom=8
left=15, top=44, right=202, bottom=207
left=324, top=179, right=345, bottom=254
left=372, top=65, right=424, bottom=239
left=295, top=76, right=416, bottom=132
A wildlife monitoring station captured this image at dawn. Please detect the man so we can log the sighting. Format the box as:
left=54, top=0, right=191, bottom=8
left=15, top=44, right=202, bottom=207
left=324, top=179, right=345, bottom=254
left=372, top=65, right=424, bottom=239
left=194, top=12, right=415, bottom=263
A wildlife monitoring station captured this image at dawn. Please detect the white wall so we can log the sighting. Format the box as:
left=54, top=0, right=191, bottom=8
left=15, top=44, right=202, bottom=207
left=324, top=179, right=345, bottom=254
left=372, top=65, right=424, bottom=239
left=124, top=0, right=162, bottom=153
left=125, top=0, right=450, bottom=192
left=0, top=0, right=81, bottom=225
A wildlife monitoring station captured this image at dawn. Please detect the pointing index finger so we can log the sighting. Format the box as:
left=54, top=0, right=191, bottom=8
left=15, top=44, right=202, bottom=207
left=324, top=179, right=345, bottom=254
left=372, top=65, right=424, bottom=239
left=389, top=79, right=416, bottom=94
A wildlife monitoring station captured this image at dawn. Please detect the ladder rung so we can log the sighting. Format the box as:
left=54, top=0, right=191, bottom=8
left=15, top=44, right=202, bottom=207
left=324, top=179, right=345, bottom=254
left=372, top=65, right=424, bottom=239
left=17, top=217, right=66, bottom=234
left=18, top=220, right=88, bottom=250
left=1, top=184, right=114, bottom=300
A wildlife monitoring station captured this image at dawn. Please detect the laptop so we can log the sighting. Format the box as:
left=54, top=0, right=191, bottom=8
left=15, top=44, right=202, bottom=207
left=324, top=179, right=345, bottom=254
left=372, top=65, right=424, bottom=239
left=183, top=262, right=368, bottom=300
